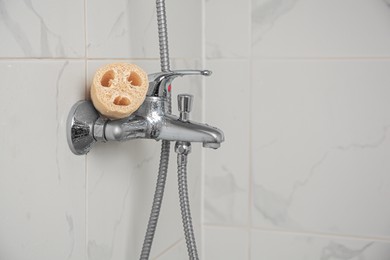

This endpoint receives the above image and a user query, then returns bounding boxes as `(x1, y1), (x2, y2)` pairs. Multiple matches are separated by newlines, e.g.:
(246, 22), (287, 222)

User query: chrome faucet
(67, 69), (225, 155)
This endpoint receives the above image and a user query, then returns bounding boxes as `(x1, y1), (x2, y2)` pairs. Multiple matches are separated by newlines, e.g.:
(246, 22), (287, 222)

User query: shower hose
(178, 151), (199, 259)
(139, 0), (199, 259)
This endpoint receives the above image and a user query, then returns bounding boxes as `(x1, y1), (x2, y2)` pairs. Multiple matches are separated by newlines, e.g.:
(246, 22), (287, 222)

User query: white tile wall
(87, 0), (202, 59)
(251, 230), (390, 260)
(252, 0), (390, 58)
(251, 60), (390, 238)
(203, 0), (390, 259)
(153, 241), (188, 260)
(0, 61), (86, 259)
(0, 0), (85, 58)
(204, 227), (249, 260)
(204, 60), (250, 226)
(2, 0), (390, 259)
(205, 0), (251, 58)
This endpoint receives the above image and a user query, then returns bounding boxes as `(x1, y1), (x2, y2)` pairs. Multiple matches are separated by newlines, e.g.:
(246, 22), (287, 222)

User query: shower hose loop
(139, 0), (200, 259)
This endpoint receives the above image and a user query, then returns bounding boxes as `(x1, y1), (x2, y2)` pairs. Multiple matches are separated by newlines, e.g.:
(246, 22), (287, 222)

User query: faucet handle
(148, 69), (212, 97)
(178, 94), (193, 122)
(171, 70), (212, 77)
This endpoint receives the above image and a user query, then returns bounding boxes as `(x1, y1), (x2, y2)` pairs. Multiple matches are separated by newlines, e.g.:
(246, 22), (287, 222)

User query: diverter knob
(178, 94), (193, 122)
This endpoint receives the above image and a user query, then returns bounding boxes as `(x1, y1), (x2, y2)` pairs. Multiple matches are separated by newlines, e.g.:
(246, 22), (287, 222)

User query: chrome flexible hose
(178, 153), (199, 260)
(139, 0), (171, 259)
(139, 140), (170, 260)
(156, 0), (170, 72)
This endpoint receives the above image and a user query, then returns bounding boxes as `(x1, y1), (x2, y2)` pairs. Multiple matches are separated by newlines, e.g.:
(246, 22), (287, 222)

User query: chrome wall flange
(66, 101), (99, 155)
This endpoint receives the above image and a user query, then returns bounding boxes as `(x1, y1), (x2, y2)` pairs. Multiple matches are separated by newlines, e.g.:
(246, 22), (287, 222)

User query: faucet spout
(158, 115), (224, 148)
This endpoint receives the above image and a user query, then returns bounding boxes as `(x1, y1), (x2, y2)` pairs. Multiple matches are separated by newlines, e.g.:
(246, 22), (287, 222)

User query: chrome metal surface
(93, 117), (107, 142)
(178, 94), (193, 122)
(140, 0), (171, 258)
(175, 141), (192, 155)
(67, 96), (224, 155)
(176, 143), (199, 260)
(156, 0), (170, 72)
(203, 142), (221, 149)
(147, 70), (212, 97)
(67, 97), (224, 155)
(67, 101), (99, 155)
(159, 114), (224, 144)
(105, 116), (148, 141)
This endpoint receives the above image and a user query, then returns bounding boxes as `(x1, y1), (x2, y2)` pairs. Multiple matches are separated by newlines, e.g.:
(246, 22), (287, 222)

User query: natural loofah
(90, 63), (148, 119)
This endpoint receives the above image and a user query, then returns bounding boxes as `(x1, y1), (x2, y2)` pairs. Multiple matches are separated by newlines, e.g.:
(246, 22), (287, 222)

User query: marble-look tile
(87, 0), (201, 59)
(204, 227), (248, 260)
(0, 0), (85, 58)
(204, 60), (250, 226)
(251, 60), (390, 238)
(87, 59), (204, 260)
(252, 0), (390, 57)
(205, 0), (251, 58)
(251, 230), (390, 260)
(153, 240), (188, 260)
(0, 61), (86, 259)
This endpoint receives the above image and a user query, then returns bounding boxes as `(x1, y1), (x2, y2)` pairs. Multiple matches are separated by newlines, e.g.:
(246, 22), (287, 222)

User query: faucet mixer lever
(148, 69), (212, 97)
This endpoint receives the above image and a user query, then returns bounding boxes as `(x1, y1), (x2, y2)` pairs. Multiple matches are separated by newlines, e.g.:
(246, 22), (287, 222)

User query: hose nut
(175, 141), (192, 155)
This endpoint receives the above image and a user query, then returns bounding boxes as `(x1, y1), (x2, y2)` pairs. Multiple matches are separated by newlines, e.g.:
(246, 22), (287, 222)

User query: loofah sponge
(90, 63), (149, 119)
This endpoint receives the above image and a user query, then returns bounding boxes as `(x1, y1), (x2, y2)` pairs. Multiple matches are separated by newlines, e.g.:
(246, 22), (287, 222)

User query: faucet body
(67, 70), (224, 155)
(96, 96), (224, 145)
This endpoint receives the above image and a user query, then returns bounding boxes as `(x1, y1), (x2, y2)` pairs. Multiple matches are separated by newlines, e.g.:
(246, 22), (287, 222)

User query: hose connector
(175, 141), (191, 155)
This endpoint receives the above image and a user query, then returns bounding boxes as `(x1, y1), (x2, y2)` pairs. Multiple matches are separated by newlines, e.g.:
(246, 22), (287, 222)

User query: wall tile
(251, 230), (390, 260)
(204, 60), (250, 226)
(252, 0), (390, 57)
(251, 60), (390, 238)
(153, 241), (188, 260)
(204, 227), (249, 260)
(0, 0), (85, 58)
(205, 0), (251, 58)
(0, 61), (86, 259)
(87, 0), (201, 59)
(87, 142), (204, 260)
(86, 59), (204, 260)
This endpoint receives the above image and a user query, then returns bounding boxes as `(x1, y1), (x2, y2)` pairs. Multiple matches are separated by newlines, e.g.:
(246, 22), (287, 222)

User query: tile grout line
(85, 155), (88, 260)
(151, 238), (184, 260)
(84, 0), (88, 259)
(0, 57), (207, 61)
(5, 56), (390, 61)
(200, 0), (206, 259)
(192, 56), (390, 61)
(248, 0), (253, 259)
(84, 0), (88, 60)
(6, 56), (390, 62)
(250, 226), (390, 243)
(204, 223), (248, 229)
(251, 56), (390, 60)
(203, 223), (390, 243)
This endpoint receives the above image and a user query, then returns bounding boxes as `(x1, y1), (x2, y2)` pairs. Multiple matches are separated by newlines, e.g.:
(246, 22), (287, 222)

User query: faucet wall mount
(67, 70), (225, 155)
